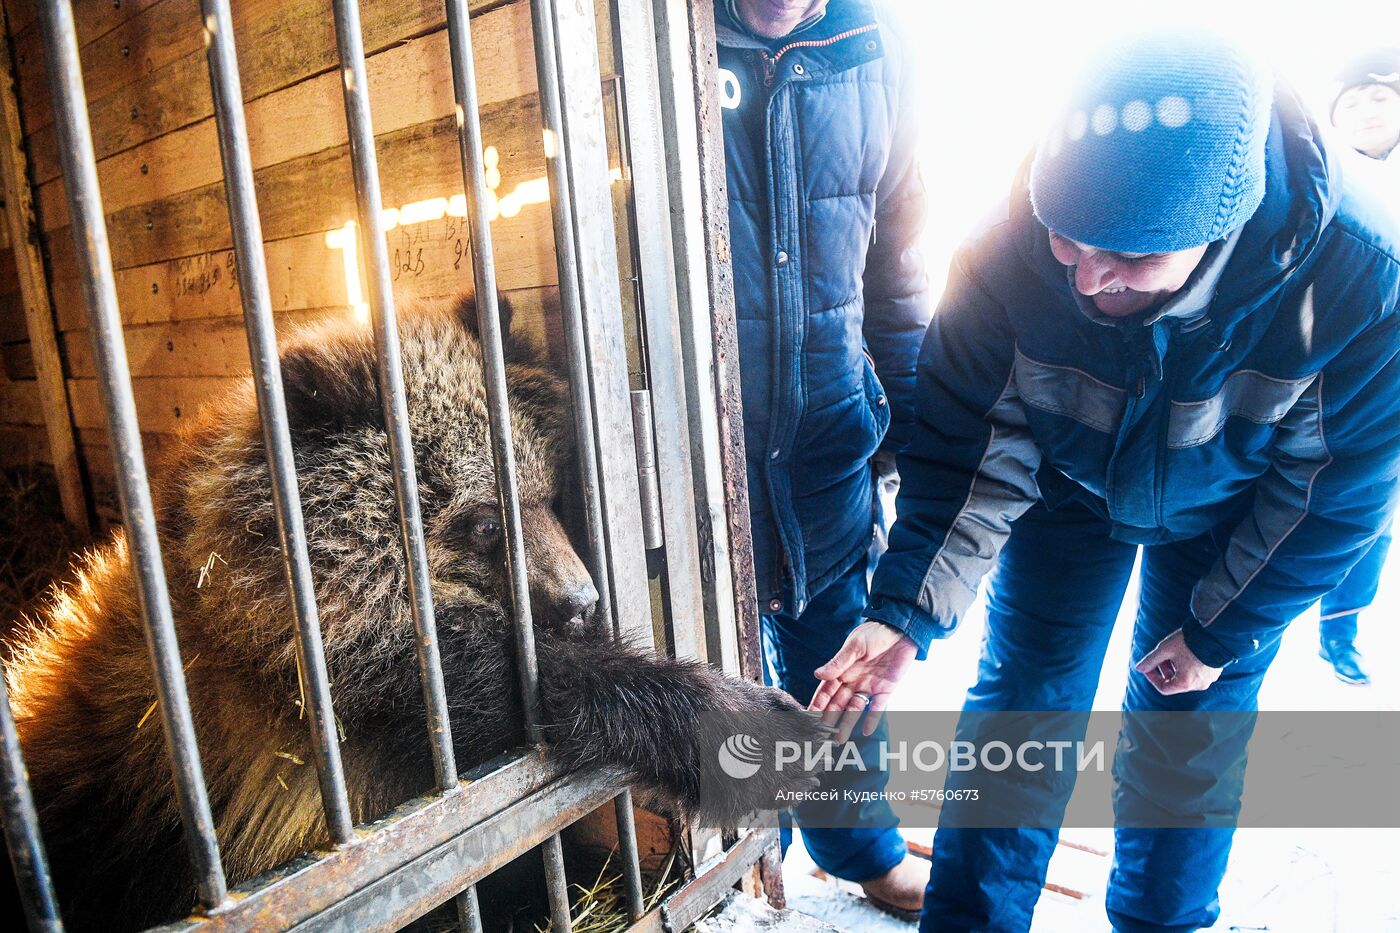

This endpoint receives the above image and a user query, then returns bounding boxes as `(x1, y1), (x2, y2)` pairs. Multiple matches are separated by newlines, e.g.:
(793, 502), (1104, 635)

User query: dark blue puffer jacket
(717, 0), (931, 613)
(866, 87), (1400, 667)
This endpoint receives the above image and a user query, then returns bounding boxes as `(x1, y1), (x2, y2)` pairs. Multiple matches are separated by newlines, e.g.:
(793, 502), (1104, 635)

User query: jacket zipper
(755, 23), (879, 88)
(772, 24), (878, 63)
(756, 50), (776, 88)
(750, 21), (878, 601)
(1152, 332), (1182, 527)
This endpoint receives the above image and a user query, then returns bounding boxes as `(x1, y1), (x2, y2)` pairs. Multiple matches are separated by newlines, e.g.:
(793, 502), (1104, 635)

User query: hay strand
(535, 843), (685, 933)
(134, 654), (201, 730)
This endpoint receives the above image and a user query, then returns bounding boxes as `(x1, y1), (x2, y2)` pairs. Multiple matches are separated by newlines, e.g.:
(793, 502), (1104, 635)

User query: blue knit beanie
(1030, 33), (1273, 255)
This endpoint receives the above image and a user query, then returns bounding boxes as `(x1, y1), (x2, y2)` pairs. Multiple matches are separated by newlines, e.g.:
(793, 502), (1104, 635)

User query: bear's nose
(560, 581), (599, 623)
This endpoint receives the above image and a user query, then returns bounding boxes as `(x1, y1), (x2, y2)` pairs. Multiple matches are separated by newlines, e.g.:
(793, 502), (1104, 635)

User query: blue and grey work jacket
(866, 87), (1400, 667)
(717, 0), (931, 614)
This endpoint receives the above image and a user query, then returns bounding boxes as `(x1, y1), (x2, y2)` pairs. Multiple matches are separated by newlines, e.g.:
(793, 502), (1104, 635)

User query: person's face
(1333, 83), (1400, 159)
(733, 0), (829, 39)
(1048, 232), (1209, 318)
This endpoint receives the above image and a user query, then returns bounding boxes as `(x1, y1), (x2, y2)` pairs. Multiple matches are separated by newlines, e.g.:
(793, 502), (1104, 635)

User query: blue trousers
(1319, 527), (1391, 642)
(761, 553), (908, 883)
(923, 502), (1288, 933)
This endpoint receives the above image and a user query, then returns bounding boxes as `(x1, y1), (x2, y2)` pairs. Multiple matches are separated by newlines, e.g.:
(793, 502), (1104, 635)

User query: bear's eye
(451, 512), (503, 551)
(471, 517), (502, 544)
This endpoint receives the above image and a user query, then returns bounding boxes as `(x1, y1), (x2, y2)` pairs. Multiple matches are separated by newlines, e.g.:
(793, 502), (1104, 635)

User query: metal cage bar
(35, 0), (230, 911)
(328, 0), (458, 794)
(5, 1), (781, 928)
(442, 1), (572, 928)
(528, 0), (614, 634)
(150, 751), (565, 932)
(531, 0), (653, 644)
(454, 884), (484, 933)
(198, 0), (356, 848)
(529, 0), (652, 920)
(0, 670), (63, 932)
(612, 0), (707, 664)
(443, 0), (540, 758)
(650, 0), (743, 676)
(611, 794), (646, 921)
(278, 769), (619, 932)
(662, 0), (763, 682)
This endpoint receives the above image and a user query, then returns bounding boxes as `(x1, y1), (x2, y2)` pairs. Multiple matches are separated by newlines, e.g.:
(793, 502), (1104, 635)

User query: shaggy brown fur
(4, 299), (820, 930)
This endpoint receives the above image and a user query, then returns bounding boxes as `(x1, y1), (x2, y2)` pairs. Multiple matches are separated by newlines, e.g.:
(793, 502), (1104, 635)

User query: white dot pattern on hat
(1121, 99), (1152, 131)
(1156, 95), (1192, 128)
(1091, 104), (1117, 135)
(1066, 110), (1088, 141)
(1044, 95), (1195, 156)
(1030, 35), (1272, 254)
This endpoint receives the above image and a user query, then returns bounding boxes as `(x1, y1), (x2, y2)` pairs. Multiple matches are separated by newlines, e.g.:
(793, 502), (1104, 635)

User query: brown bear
(3, 298), (821, 931)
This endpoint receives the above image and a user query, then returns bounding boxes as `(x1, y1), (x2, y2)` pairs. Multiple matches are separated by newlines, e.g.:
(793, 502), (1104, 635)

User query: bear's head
(159, 297), (600, 711)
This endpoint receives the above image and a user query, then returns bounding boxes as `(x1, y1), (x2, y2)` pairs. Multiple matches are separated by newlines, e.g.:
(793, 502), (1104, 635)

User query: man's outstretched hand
(809, 621), (919, 742)
(1134, 628), (1224, 695)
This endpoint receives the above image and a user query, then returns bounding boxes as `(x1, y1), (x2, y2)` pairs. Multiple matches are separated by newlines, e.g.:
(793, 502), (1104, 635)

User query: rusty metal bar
(152, 752), (565, 932)
(757, 841), (787, 910)
(284, 771), (621, 932)
(659, 827), (779, 931)
(529, 0), (614, 636)
(671, 0), (761, 681)
(453, 886), (483, 933)
(611, 793), (646, 922)
(0, 669), (63, 932)
(329, 0), (457, 793)
(443, 0), (569, 926)
(34, 0), (229, 910)
(531, 0), (653, 644)
(649, 0), (742, 675)
(146, 754), (778, 933)
(612, 0), (708, 662)
(199, 0), (355, 848)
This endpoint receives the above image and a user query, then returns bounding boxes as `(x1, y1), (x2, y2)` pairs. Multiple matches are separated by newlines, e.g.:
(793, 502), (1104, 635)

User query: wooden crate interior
(0, 0), (625, 523)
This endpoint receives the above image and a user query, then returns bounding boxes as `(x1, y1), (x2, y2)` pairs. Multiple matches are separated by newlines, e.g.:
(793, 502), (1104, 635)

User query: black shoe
(1319, 638), (1370, 685)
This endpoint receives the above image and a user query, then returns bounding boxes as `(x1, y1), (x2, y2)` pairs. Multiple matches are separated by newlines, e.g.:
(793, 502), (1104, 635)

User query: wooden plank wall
(0, 0), (622, 521)
(0, 204), (48, 468)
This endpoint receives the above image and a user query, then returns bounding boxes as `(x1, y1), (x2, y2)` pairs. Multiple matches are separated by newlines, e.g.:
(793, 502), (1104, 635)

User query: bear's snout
(522, 505), (602, 627)
(557, 581), (599, 624)
(531, 574), (599, 628)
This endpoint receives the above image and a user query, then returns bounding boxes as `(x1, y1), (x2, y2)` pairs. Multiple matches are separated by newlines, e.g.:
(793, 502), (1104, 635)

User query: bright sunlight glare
(891, 0), (1400, 300)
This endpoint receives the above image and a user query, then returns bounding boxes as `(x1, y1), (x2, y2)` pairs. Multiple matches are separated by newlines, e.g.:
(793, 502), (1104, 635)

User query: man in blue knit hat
(810, 32), (1400, 931)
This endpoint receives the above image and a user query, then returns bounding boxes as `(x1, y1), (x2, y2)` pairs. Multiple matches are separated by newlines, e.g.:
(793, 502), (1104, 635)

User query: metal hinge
(630, 389), (664, 549)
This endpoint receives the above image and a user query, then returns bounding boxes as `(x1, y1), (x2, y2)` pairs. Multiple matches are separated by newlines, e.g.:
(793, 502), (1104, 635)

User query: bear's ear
(452, 293), (515, 350)
(278, 330), (385, 437)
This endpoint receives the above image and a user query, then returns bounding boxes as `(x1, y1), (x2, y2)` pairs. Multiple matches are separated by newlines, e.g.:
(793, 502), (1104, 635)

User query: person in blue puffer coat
(716, 0), (933, 914)
(1312, 48), (1400, 685)
(809, 33), (1400, 932)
